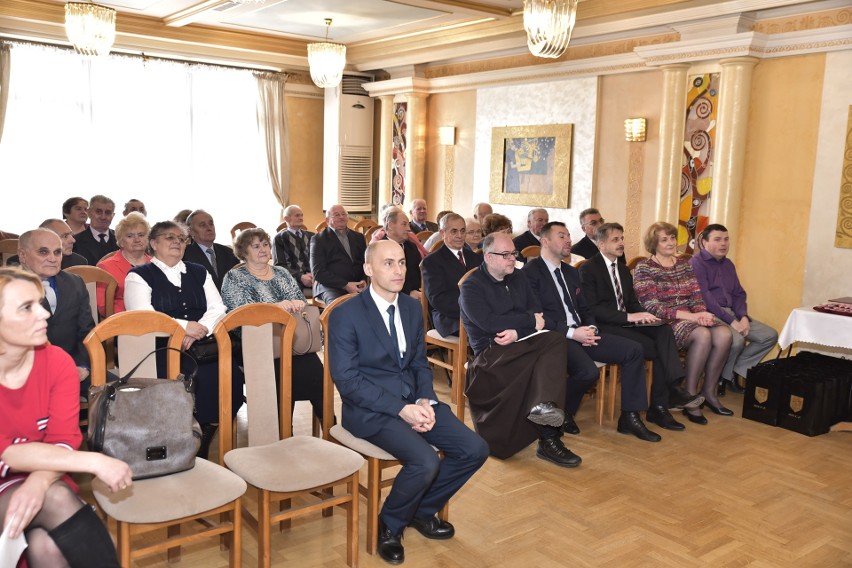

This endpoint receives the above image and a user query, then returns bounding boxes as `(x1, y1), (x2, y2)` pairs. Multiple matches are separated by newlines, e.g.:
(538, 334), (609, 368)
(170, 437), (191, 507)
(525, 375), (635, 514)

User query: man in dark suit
(408, 199), (439, 234)
(329, 240), (488, 565)
(570, 207), (603, 260)
(272, 204), (314, 296)
(182, 210), (239, 291)
(524, 221), (661, 442)
(72, 194), (119, 265)
(579, 223), (703, 431)
(513, 207), (548, 264)
(422, 213), (480, 337)
(19, 229), (95, 395)
(383, 209), (423, 299)
(309, 204), (367, 304)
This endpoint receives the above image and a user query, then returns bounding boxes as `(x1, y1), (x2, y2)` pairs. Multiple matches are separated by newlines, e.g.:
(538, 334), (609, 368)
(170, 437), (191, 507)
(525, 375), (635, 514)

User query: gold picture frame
(489, 124), (573, 208)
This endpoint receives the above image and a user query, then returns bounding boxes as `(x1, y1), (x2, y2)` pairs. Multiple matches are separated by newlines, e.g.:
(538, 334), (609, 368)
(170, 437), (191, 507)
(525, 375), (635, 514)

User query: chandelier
(523, 0), (578, 59)
(65, 2), (116, 57)
(307, 19), (346, 89)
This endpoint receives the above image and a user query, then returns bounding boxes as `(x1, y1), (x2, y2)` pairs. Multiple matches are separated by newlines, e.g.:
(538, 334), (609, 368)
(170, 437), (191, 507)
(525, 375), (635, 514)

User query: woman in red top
(97, 212), (151, 316)
(0, 267), (131, 567)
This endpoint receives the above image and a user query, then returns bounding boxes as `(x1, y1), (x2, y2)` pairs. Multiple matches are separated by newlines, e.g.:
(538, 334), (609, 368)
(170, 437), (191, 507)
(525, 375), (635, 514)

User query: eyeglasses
(582, 218), (605, 227)
(160, 234), (188, 244)
(487, 250), (518, 260)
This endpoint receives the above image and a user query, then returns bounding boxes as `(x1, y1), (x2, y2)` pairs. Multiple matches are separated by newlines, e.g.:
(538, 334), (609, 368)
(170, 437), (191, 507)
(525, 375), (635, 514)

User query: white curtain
(255, 72), (290, 211)
(0, 43), (10, 144)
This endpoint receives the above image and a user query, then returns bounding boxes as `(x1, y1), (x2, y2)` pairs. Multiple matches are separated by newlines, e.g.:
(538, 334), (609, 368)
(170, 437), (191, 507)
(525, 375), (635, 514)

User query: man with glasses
(310, 204), (367, 304)
(460, 232), (579, 468)
(182, 209), (239, 291)
(571, 207), (605, 260)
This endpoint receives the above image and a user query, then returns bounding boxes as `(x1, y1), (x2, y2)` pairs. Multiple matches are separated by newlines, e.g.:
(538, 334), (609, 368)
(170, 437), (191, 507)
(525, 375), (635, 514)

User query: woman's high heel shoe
(702, 401), (734, 416)
(682, 409), (708, 425)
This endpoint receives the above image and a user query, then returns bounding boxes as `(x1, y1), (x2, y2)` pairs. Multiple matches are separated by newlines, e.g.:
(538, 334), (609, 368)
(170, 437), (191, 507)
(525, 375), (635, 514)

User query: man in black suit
(524, 222), (661, 442)
(19, 229), (95, 395)
(384, 209), (423, 299)
(570, 207), (603, 260)
(408, 199), (439, 233)
(578, 223), (703, 431)
(421, 213), (479, 337)
(309, 204), (367, 304)
(272, 204), (314, 296)
(182, 210), (239, 291)
(6, 219), (88, 269)
(329, 240), (488, 565)
(72, 194), (119, 265)
(513, 207), (548, 263)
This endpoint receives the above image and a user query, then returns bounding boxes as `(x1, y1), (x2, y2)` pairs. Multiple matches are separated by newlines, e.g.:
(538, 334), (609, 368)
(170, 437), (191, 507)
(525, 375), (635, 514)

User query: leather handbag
(187, 331), (242, 365)
(292, 305), (322, 355)
(88, 348), (202, 480)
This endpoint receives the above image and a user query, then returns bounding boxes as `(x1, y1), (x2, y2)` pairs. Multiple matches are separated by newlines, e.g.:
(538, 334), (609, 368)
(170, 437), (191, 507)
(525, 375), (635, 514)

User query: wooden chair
(520, 245), (541, 260)
(65, 265), (118, 369)
(603, 361), (653, 421)
(315, 220), (328, 232)
(0, 238), (18, 266)
(215, 303), (363, 568)
(98, 250), (118, 264)
(429, 240), (444, 253)
(275, 221), (288, 233)
(415, 230), (433, 244)
(420, 266), (466, 408)
(453, 268), (480, 421)
(320, 294), (449, 555)
(230, 222), (257, 240)
(83, 311), (246, 567)
(626, 256), (647, 272)
(573, 258), (588, 269)
(353, 219), (378, 233)
(363, 225), (380, 243)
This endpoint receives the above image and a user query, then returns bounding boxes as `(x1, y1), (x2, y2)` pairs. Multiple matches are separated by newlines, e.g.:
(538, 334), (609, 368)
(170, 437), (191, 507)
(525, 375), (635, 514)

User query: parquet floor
(81, 369), (852, 568)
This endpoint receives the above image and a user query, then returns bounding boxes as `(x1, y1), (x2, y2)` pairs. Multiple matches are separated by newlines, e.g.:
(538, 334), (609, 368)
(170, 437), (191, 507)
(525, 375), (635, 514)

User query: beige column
(377, 95), (394, 208)
(709, 56), (759, 260)
(405, 92), (429, 203)
(655, 64), (690, 224)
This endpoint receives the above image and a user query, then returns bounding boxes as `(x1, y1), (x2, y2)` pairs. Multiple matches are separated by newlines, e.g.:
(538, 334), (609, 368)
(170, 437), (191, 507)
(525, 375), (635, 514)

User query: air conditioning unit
(322, 75), (374, 214)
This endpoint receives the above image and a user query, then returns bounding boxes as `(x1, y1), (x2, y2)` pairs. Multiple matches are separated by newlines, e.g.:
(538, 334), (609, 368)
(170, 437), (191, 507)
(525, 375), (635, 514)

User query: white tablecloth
(778, 307), (852, 350)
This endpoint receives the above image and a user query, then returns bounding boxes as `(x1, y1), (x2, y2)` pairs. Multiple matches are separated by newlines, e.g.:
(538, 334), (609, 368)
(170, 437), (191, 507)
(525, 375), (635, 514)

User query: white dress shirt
(369, 285), (406, 357)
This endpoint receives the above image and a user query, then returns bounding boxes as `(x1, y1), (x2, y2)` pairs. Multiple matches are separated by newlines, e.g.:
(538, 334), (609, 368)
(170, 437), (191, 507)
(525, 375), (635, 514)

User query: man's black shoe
(536, 437), (582, 468)
(646, 406), (685, 431)
(562, 416), (580, 435)
(378, 519), (404, 565)
(408, 516), (455, 540)
(527, 401), (565, 428)
(726, 376), (746, 394)
(669, 386), (704, 409)
(617, 411), (662, 442)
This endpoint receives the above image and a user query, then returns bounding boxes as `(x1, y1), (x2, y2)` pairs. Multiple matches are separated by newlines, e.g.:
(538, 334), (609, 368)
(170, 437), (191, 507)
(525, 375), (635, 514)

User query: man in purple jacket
(690, 224), (778, 395)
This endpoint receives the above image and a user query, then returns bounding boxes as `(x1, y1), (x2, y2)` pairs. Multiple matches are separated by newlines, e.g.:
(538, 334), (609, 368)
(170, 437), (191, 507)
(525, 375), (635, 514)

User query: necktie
(98, 233), (107, 244)
(206, 247), (218, 277)
(611, 262), (626, 312)
(457, 250), (465, 267)
(42, 279), (57, 313)
(553, 267), (581, 326)
(295, 230), (303, 240)
(387, 305), (403, 362)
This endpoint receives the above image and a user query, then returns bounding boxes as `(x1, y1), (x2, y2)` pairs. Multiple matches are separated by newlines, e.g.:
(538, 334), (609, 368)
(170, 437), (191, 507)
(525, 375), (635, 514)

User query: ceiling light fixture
(307, 18), (346, 89)
(65, 1), (116, 57)
(523, 0), (578, 59)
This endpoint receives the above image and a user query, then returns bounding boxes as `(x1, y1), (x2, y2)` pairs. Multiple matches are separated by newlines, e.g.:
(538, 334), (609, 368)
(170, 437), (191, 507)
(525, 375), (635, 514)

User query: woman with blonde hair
(97, 211), (151, 316)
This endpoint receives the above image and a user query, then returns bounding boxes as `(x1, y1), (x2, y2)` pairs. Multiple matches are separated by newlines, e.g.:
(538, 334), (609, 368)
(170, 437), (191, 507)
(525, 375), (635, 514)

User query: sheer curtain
(255, 72), (290, 211)
(0, 43), (9, 144)
(0, 43), (276, 237)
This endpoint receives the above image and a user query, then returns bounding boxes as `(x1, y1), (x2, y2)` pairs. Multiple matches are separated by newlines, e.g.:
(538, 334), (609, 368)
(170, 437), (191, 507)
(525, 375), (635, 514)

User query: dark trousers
(599, 324), (685, 408)
(364, 403), (489, 535)
(273, 353), (324, 422)
(565, 332), (647, 415)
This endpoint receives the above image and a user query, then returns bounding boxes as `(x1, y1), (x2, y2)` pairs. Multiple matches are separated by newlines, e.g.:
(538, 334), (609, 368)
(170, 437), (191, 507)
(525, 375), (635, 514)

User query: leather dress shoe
(703, 401), (734, 416)
(617, 411), (662, 442)
(527, 401), (565, 428)
(408, 516), (455, 540)
(682, 409), (708, 425)
(536, 437), (582, 468)
(562, 416), (580, 435)
(377, 520), (405, 565)
(645, 406), (685, 431)
(719, 376), (745, 395)
(669, 386), (704, 410)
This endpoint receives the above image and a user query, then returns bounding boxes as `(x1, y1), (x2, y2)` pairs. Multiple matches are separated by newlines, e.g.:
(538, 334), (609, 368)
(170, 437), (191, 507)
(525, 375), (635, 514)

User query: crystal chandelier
(523, 0), (578, 59)
(65, 2), (116, 57)
(307, 19), (346, 89)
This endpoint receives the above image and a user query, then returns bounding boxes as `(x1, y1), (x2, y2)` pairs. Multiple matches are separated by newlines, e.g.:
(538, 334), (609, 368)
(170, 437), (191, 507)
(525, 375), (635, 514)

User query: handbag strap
(118, 346), (199, 387)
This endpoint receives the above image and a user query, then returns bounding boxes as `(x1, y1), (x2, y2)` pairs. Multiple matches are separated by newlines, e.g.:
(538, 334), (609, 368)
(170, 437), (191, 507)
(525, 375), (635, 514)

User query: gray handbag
(88, 348), (202, 480)
(292, 305), (322, 355)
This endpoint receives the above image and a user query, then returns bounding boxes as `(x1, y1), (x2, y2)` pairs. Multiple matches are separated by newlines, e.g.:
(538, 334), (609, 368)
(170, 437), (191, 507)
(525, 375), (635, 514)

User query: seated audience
(472, 202), (493, 222)
(480, 213), (513, 238)
(421, 210), (454, 252)
(182, 210), (239, 291)
(272, 204), (314, 296)
(6, 219), (87, 269)
(422, 213), (480, 337)
(72, 195), (119, 265)
(96, 212), (151, 316)
(383, 209), (423, 299)
(0, 267), (131, 568)
(465, 218), (483, 250)
(571, 208), (604, 260)
(62, 197), (88, 235)
(310, 204), (367, 304)
(370, 204), (430, 257)
(690, 224), (779, 395)
(125, 221), (244, 459)
(173, 209), (192, 225)
(634, 222), (733, 425)
(122, 199), (147, 217)
(514, 208), (548, 263)
(408, 199), (439, 233)
(18, 229), (95, 396)
(221, 228), (324, 422)
(460, 232), (578, 467)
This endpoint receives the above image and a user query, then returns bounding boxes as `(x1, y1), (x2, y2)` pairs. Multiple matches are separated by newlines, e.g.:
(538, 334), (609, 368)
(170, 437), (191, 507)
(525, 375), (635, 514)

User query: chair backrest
(415, 230), (434, 244)
(353, 219), (378, 233)
(419, 263), (431, 335)
(319, 294), (357, 441)
(0, 239), (18, 266)
(520, 245), (541, 260)
(230, 222), (257, 240)
(573, 258), (588, 269)
(363, 225), (381, 243)
(456, 268), (478, 389)
(315, 220), (328, 232)
(626, 255), (647, 272)
(65, 265), (118, 322)
(83, 311), (186, 387)
(275, 221), (288, 233)
(215, 303), (296, 459)
(98, 250), (118, 264)
(429, 239), (444, 253)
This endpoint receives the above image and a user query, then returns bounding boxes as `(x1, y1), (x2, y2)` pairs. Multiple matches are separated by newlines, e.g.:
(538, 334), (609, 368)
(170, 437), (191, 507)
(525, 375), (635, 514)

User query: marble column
(655, 63), (690, 224)
(377, 95), (394, 208)
(404, 92), (429, 203)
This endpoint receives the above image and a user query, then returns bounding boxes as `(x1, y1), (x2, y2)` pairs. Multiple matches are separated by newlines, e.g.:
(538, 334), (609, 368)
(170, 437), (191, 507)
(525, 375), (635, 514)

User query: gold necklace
(247, 263), (271, 277)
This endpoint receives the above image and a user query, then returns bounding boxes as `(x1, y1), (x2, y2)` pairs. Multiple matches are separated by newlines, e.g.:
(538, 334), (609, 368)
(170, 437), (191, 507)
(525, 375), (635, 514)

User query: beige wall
(285, 95), (325, 230)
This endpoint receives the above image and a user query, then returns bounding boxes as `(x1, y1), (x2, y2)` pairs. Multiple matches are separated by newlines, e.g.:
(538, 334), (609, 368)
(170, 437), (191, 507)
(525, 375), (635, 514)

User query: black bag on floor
(742, 358), (793, 426)
(778, 374), (833, 437)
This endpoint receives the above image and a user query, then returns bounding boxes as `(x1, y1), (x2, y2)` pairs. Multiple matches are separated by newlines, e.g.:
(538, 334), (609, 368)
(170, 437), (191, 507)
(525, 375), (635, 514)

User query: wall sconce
(439, 126), (456, 146)
(624, 118), (647, 142)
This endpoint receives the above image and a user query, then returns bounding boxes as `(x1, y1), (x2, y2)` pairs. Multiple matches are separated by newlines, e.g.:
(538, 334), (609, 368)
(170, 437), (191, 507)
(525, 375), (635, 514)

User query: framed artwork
(489, 124), (572, 208)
